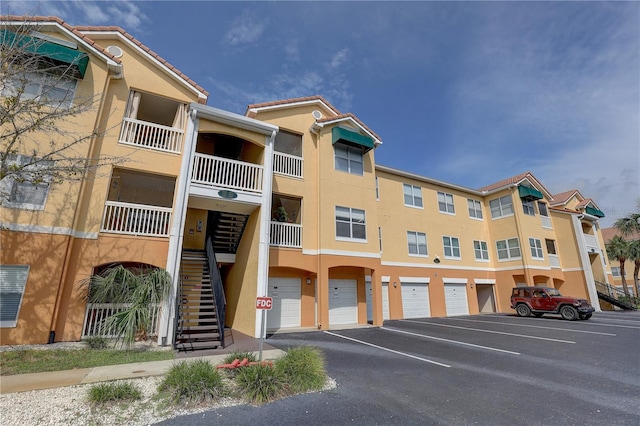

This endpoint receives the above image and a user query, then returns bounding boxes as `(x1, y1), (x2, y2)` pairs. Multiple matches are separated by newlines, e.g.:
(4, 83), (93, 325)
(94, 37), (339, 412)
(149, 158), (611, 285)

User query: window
(335, 206), (366, 240)
(0, 154), (53, 210)
(473, 240), (489, 261)
(545, 239), (557, 255)
(375, 177), (380, 200)
(496, 238), (521, 260)
(489, 195), (513, 219)
(274, 129), (302, 157)
(468, 199), (483, 219)
(403, 184), (423, 208)
(522, 200), (535, 216)
(334, 143), (363, 175)
(0, 265), (29, 327)
(529, 238), (544, 259)
(438, 192), (455, 214)
(538, 202), (549, 217)
(611, 267), (625, 277)
(378, 227), (383, 252)
(407, 231), (428, 256)
(2, 71), (78, 109)
(443, 236), (461, 259)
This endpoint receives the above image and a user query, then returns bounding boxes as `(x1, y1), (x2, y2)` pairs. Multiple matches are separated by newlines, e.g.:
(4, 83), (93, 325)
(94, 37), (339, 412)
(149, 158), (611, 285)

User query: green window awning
(518, 185), (543, 202)
(1, 30), (89, 79)
(585, 206), (605, 218)
(332, 127), (375, 152)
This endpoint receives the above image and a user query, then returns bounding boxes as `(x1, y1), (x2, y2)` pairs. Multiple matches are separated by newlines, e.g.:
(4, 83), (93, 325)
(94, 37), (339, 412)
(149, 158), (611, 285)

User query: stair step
(177, 332), (220, 340)
(175, 340), (222, 350)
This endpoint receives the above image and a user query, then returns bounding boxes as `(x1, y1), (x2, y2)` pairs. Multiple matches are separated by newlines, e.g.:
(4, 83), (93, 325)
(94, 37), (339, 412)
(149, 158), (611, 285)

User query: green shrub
(235, 363), (284, 405)
(84, 336), (110, 350)
(275, 346), (327, 393)
(158, 360), (227, 404)
(222, 349), (257, 365)
(88, 381), (142, 405)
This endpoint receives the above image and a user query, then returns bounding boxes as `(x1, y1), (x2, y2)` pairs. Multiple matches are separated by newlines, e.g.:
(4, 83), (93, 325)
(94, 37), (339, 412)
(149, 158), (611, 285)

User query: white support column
(254, 130), (277, 338)
(572, 215), (602, 311)
(158, 109), (199, 345)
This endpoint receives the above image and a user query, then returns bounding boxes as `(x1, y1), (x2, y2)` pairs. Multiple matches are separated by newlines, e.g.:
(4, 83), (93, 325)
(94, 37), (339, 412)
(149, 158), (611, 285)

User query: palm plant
(627, 240), (640, 297)
(613, 204), (640, 296)
(606, 236), (630, 295)
(83, 265), (172, 348)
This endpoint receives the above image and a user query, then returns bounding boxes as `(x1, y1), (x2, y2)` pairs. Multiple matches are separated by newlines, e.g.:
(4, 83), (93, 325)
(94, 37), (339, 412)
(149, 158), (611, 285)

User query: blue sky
(7, 0), (640, 227)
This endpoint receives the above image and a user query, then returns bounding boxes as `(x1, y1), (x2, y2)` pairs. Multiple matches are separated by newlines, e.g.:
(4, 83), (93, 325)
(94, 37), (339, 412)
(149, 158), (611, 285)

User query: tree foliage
(0, 20), (125, 204)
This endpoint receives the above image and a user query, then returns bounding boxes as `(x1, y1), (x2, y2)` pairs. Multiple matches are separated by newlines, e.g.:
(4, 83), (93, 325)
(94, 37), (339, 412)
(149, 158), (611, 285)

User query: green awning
(518, 185), (543, 201)
(332, 127), (375, 152)
(585, 206), (605, 218)
(1, 30), (89, 79)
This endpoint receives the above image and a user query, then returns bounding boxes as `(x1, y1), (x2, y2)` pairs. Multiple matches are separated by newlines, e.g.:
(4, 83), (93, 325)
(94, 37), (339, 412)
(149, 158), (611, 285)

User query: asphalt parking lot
(160, 311), (640, 425)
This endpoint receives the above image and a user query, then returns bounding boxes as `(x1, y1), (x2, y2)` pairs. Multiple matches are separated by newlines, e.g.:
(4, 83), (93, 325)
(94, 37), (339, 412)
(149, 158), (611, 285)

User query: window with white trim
(0, 265), (29, 328)
(522, 200), (536, 216)
(407, 231), (428, 256)
(489, 195), (513, 219)
(538, 202), (549, 217)
(438, 192), (455, 214)
(335, 206), (366, 240)
(403, 184), (423, 208)
(473, 240), (489, 261)
(375, 177), (380, 200)
(0, 154), (53, 210)
(611, 267), (624, 277)
(529, 238), (544, 259)
(378, 227), (383, 252)
(468, 199), (483, 219)
(2, 71), (78, 109)
(545, 239), (557, 255)
(334, 143), (363, 175)
(496, 238), (521, 260)
(443, 236), (461, 259)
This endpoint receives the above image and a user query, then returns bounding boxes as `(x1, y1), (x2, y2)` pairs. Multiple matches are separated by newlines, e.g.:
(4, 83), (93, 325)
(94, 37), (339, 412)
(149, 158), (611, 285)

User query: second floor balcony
(270, 221), (302, 248)
(191, 152), (264, 194)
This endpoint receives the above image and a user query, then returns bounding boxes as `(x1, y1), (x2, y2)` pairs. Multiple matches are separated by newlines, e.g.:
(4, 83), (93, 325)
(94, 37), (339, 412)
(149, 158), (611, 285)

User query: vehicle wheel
(579, 313), (592, 320)
(516, 304), (531, 317)
(532, 313), (544, 318)
(560, 305), (578, 321)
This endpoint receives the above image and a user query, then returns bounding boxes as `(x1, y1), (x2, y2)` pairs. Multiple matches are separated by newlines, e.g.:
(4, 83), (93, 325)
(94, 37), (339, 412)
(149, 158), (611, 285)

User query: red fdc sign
(256, 296), (273, 310)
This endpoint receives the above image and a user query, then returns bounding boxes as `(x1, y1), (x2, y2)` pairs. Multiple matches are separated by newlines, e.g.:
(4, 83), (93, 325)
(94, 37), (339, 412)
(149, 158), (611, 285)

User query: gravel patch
(0, 376), (338, 425)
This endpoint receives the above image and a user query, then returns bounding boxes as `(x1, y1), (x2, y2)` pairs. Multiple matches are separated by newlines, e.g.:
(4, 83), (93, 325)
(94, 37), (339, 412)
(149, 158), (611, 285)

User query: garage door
(401, 283), (430, 319)
(267, 278), (301, 330)
(365, 282), (390, 322)
(444, 283), (469, 316)
(329, 279), (358, 325)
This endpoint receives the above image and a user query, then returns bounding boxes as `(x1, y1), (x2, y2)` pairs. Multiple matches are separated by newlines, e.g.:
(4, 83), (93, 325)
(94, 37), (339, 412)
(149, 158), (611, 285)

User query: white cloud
(329, 48), (350, 71)
(223, 10), (267, 47)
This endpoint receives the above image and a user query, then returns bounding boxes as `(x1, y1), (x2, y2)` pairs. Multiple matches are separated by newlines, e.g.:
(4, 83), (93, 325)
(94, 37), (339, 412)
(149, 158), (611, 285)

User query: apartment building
(0, 16), (614, 349)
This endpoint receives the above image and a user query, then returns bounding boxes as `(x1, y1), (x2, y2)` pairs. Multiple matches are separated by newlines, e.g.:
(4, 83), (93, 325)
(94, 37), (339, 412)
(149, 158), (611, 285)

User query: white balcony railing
(192, 153), (263, 193)
(270, 221), (302, 248)
(583, 233), (600, 251)
(119, 117), (184, 154)
(273, 151), (303, 178)
(549, 254), (561, 268)
(101, 201), (172, 237)
(541, 216), (552, 229)
(82, 303), (160, 338)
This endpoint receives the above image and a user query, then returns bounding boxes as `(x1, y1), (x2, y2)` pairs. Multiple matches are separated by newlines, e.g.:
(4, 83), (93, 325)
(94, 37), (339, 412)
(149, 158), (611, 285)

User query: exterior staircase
(209, 212), (249, 254)
(595, 281), (638, 311)
(175, 250), (223, 351)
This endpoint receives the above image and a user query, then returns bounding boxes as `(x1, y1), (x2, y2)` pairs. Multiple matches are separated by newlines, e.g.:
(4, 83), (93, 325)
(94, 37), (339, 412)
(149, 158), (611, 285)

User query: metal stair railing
(206, 235), (226, 347)
(594, 281), (638, 310)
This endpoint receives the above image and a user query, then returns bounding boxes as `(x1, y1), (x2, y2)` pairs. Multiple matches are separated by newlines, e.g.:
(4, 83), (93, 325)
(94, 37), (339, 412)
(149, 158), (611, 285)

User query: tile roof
(550, 189), (582, 206)
(2, 15), (208, 99)
(316, 113), (382, 141)
(601, 227), (640, 242)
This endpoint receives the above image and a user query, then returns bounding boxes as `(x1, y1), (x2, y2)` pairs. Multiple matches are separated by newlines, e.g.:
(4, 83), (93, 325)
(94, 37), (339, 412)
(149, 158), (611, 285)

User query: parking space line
(588, 318), (640, 324)
(324, 331), (452, 368)
(382, 327), (520, 355)
(520, 316), (640, 330)
(402, 320), (576, 344)
(446, 318), (616, 336)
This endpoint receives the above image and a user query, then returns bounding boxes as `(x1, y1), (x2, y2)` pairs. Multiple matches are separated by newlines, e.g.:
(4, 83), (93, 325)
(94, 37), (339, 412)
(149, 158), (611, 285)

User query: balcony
(273, 151), (303, 178)
(583, 233), (600, 253)
(119, 118), (184, 154)
(549, 254), (561, 268)
(101, 201), (172, 237)
(270, 221), (302, 248)
(191, 153), (263, 194)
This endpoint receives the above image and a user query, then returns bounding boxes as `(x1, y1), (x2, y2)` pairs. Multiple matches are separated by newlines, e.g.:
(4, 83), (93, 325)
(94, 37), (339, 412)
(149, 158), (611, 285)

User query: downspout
(254, 130), (276, 338)
(48, 63), (122, 343)
(158, 108), (199, 345)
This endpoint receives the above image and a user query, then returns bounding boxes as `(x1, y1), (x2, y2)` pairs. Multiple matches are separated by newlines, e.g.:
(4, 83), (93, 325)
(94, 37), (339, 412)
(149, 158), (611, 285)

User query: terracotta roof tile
(316, 113), (381, 141)
(477, 171), (532, 192)
(550, 189), (581, 206)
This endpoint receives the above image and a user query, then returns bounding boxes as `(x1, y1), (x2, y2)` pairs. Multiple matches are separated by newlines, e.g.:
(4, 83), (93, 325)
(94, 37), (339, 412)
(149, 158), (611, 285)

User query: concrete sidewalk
(0, 349), (284, 394)
(0, 329), (283, 394)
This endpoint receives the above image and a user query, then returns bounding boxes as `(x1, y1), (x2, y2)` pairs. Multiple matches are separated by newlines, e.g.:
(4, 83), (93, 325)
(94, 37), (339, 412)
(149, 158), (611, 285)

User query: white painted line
(589, 317), (640, 324)
(382, 327), (521, 355)
(447, 318), (616, 336)
(518, 316), (640, 330)
(402, 320), (576, 344)
(323, 331), (451, 368)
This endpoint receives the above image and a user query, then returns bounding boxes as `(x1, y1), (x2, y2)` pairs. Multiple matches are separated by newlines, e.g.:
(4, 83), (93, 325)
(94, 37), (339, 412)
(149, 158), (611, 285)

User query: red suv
(510, 287), (595, 320)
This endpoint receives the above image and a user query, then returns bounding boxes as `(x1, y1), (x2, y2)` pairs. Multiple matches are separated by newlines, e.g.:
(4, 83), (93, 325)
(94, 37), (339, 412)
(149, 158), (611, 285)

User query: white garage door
(444, 283), (469, 316)
(267, 278), (301, 330)
(401, 283), (430, 319)
(329, 279), (358, 325)
(365, 282), (390, 322)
